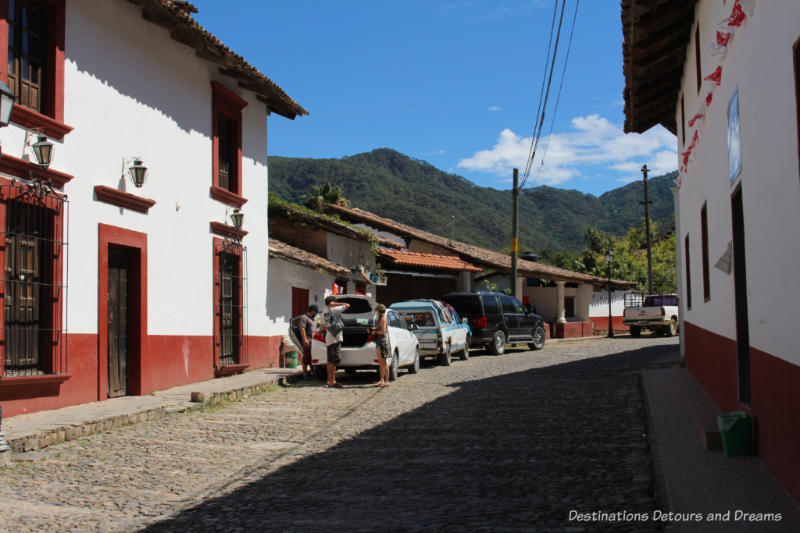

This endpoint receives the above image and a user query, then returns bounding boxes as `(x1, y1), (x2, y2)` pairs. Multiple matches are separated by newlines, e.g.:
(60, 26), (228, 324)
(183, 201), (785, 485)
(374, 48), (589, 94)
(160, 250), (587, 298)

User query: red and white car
(290, 294), (420, 381)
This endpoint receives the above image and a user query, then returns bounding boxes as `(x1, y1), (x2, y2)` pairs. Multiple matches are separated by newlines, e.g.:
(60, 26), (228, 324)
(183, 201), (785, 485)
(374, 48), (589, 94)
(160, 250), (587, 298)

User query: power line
(521, 0), (568, 188)
(530, 0), (580, 188)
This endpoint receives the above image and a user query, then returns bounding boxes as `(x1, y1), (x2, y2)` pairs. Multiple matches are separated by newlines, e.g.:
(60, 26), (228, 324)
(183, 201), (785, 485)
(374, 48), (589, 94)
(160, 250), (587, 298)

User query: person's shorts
(302, 344), (312, 365)
(375, 334), (390, 359)
(326, 342), (341, 365)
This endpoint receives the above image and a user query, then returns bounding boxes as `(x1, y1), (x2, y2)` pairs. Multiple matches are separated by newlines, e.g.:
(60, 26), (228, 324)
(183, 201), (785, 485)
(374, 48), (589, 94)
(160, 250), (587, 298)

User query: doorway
(731, 187), (751, 405)
(107, 245), (140, 398)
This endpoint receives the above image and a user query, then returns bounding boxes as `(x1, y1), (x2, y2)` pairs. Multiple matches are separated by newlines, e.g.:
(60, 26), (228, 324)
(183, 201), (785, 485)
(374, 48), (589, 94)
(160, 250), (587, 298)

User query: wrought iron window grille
(216, 239), (247, 368)
(0, 179), (69, 378)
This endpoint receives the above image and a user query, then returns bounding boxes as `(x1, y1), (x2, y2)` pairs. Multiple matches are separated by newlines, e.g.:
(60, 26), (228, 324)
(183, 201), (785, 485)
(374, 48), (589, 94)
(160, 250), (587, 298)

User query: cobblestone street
(0, 337), (678, 532)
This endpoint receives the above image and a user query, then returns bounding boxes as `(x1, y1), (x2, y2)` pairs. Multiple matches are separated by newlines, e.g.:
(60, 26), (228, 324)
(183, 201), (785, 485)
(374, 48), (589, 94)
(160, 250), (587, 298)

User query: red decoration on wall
(704, 66), (723, 85)
(716, 31), (732, 47)
(688, 113), (705, 127)
(728, 0), (746, 28)
(705, 92), (714, 107)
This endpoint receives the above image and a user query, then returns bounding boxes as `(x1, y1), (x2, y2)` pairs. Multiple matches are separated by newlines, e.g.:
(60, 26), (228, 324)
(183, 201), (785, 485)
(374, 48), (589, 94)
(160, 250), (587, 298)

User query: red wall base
(554, 320), (593, 338)
(684, 320), (800, 505)
(1, 333), (285, 418)
(589, 316), (629, 332)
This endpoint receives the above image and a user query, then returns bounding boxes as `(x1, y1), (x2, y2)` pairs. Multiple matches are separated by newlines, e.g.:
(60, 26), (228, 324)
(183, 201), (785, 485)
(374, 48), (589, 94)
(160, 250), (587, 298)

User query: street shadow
(141, 344), (678, 532)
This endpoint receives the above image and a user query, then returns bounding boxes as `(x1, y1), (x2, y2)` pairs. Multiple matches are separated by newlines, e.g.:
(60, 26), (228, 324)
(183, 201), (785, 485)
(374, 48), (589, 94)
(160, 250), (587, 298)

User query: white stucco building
(0, 0), (306, 418)
(623, 0), (800, 504)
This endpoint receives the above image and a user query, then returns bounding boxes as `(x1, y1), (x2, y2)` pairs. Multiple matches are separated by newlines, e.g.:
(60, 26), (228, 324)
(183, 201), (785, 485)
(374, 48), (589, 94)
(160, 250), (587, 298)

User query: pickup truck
(623, 294), (680, 337)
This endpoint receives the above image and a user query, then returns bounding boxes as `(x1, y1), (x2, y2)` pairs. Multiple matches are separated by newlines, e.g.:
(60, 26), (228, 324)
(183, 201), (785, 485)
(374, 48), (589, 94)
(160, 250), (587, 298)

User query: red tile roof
(269, 238), (350, 277)
(378, 248), (481, 273)
(129, 0), (307, 119)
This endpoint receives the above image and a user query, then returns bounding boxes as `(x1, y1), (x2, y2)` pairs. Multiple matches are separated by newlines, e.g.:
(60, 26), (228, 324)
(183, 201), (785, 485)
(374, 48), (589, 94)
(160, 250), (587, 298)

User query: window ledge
(94, 185), (156, 213)
(210, 221), (248, 240)
(0, 153), (74, 188)
(11, 106), (74, 140)
(215, 364), (248, 377)
(210, 186), (247, 208)
(0, 373), (71, 388)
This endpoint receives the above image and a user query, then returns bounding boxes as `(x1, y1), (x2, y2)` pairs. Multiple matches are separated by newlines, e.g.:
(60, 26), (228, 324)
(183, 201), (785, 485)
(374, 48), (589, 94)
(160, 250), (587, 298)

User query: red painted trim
(212, 238), (245, 370)
(589, 316), (629, 331)
(0, 176), (66, 379)
(684, 321), (742, 413)
(210, 81), (249, 111)
(210, 221), (248, 240)
(0, 373), (70, 388)
(554, 320), (594, 338)
(94, 185), (156, 213)
(211, 82), (245, 200)
(750, 346), (800, 505)
(98, 224), (148, 401)
(9, 106), (73, 140)
(209, 185), (248, 208)
(0, 0), (67, 134)
(0, 153), (73, 188)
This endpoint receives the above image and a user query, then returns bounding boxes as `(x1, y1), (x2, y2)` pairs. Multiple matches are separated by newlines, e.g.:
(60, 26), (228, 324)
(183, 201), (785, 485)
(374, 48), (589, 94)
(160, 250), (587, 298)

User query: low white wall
(266, 258), (334, 337)
(589, 290), (627, 317)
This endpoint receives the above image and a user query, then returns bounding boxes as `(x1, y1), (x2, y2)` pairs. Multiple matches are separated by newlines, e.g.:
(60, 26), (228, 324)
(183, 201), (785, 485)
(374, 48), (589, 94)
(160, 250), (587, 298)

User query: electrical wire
(522, 0), (568, 188)
(530, 0), (580, 188)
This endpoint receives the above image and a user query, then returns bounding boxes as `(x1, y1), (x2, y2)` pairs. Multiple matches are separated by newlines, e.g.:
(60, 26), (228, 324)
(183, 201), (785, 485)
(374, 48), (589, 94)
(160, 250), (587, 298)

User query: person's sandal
(327, 383), (343, 388)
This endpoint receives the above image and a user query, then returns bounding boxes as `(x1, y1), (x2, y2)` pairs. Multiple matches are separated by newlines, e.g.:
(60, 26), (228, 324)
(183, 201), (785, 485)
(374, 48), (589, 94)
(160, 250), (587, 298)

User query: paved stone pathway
(0, 336), (678, 532)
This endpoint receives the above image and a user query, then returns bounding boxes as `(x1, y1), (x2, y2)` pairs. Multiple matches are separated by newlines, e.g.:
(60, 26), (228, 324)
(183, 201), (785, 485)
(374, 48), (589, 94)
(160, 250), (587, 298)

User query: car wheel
(630, 326), (641, 338)
(439, 343), (452, 366)
(529, 326), (545, 351)
(460, 337), (470, 361)
(314, 365), (327, 381)
(667, 318), (678, 337)
(408, 346), (420, 374)
(388, 352), (399, 381)
(488, 330), (506, 355)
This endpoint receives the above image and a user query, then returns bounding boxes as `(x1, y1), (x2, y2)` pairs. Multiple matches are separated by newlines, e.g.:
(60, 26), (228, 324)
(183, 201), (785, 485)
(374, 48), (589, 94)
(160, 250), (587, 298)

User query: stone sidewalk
(1, 367), (300, 454)
(642, 354), (800, 531)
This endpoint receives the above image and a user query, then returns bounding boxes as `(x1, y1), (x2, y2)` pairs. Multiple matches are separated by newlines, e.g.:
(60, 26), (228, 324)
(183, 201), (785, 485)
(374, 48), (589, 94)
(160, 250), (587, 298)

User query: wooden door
(108, 247), (129, 397)
(291, 287), (309, 318)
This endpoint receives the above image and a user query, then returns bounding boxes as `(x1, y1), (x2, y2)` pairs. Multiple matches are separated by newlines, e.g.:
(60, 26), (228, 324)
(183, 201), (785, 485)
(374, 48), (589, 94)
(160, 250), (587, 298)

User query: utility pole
(510, 168), (519, 298)
(641, 164), (654, 294)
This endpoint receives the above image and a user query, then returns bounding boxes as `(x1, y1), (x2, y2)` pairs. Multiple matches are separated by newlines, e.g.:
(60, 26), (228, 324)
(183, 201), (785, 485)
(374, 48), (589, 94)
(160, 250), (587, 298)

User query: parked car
(623, 293), (680, 337)
(441, 291), (546, 355)
(390, 299), (470, 365)
(289, 294), (420, 381)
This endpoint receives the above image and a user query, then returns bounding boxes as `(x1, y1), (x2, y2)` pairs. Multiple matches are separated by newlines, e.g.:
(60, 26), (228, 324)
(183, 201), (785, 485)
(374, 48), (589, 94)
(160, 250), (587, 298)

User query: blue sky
(192, 0), (677, 196)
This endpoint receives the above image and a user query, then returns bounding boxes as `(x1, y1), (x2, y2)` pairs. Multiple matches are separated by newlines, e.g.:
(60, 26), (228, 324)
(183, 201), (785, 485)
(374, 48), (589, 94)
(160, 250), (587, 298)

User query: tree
(301, 182), (349, 211)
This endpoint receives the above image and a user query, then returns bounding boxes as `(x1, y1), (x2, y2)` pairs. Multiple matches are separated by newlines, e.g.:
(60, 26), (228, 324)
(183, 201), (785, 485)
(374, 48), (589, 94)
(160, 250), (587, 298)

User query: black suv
(441, 292), (546, 355)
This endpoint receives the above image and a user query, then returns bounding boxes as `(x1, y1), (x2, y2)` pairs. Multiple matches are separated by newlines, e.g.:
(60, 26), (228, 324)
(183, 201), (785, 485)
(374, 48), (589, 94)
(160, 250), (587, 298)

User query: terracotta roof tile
(325, 204), (637, 287)
(378, 248), (481, 272)
(130, 0), (308, 119)
(268, 238), (349, 277)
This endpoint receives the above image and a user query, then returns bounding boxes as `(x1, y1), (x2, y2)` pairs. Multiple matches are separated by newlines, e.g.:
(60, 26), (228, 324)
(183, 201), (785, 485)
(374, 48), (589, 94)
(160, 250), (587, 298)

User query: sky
(191, 0), (677, 196)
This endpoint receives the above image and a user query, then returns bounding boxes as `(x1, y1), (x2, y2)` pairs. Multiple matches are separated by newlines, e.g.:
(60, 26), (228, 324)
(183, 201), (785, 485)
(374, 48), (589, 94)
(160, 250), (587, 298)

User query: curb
(4, 377), (285, 455)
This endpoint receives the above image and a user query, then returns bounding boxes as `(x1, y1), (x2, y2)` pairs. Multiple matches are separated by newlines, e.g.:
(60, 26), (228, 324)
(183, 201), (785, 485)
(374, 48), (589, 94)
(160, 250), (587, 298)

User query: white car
(290, 294), (420, 381)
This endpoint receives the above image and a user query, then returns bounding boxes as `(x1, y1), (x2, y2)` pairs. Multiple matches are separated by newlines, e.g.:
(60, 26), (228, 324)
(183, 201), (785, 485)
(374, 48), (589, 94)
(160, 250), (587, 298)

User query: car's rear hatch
(334, 295), (377, 348)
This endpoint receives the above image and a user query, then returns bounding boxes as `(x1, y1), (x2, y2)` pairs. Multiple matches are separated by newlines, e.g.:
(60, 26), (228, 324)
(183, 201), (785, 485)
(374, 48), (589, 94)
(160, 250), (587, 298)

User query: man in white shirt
(322, 296), (349, 388)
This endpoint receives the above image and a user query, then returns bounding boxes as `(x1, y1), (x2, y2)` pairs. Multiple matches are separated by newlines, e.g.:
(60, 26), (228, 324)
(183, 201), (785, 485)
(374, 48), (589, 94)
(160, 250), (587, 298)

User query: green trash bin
(284, 351), (298, 369)
(717, 411), (752, 456)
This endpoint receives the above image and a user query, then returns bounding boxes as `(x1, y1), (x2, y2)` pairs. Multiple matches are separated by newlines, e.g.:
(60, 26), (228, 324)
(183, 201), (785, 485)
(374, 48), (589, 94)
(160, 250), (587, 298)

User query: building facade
(623, 0), (800, 503)
(0, 0), (305, 417)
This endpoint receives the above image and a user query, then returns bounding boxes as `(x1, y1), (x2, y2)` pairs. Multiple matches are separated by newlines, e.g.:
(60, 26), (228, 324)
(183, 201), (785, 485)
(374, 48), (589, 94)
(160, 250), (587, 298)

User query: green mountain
(268, 148), (676, 254)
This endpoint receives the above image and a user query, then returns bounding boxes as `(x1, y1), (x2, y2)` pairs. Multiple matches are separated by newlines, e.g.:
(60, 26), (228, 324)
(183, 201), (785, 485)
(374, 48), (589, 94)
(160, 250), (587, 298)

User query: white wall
(327, 233), (374, 272)
(265, 259), (333, 337)
(0, 0), (272, 337)
(589, 290), (627, 318)
(675, 1), (800, 365)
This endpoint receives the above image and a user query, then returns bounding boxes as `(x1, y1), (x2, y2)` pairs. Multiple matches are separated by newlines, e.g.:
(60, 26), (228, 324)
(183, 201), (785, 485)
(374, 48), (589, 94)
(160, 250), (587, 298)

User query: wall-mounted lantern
(230, 208), (243, 229)
(32, 135), (53, 168)
(128, 158), (148, 188)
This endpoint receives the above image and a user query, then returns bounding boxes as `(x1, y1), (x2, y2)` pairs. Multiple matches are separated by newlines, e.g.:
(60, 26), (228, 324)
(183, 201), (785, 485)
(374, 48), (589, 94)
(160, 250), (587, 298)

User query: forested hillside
(268, 148), (675, 254)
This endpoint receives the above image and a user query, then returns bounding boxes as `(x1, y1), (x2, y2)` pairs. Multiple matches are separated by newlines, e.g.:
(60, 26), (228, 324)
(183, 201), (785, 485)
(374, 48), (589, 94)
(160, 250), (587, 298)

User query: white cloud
(487, 105), (501, 112)
(457, 114), (677, 186)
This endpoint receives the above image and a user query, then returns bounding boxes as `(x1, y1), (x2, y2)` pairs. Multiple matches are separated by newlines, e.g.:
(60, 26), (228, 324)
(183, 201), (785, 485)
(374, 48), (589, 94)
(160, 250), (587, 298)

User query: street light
(605, 248), (615, 338)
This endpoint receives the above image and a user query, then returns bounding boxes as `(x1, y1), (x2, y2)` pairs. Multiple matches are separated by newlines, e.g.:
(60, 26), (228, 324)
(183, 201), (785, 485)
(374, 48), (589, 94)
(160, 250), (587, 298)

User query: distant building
(623, 0), (800, 503)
